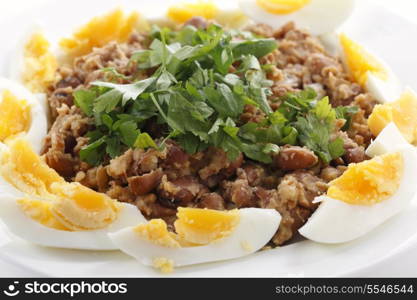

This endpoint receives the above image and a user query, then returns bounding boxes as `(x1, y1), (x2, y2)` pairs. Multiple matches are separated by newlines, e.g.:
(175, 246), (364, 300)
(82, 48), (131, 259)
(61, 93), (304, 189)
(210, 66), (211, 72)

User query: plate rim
(0, 0), (417, 277)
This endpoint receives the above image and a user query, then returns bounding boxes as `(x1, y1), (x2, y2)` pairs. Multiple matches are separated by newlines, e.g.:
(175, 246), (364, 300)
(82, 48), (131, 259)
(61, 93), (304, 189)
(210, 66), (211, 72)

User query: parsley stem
(284, 101), (302, 111)
(158, 130), (179, 149)
(150, 93), (169, 123)
(160, 29), (168, 68)
(209, 69), (214, 87)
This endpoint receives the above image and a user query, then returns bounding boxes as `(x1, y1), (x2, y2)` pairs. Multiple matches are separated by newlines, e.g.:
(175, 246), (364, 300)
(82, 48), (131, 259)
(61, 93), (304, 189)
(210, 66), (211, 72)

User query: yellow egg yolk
(134, 207), (240, 248)
(0, 137), (64, 196)
(0, 137), (119, 230)
(167, 1), (218, 23)
(51, 182), (110, 211)
(17, 198), (70, 231)
(256, 0), (311, 14)
(215, 10), (248, 29)
(327, 152), (403, 205)
(152, 257), (175, 274)
(23, 32), (57, 93)
(339, 33), (388, 87)
(174, 207), (240, 245)
(47, 180), (119, 231)
(60, 9), (140, 58)
(0, 90), (31, 142)
(368, 89), (417, 144)
(134, 219), (181, 248)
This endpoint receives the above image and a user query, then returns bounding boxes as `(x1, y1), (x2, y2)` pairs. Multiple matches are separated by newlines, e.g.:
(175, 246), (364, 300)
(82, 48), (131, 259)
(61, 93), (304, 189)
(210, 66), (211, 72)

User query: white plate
(1, 0), (417, 277)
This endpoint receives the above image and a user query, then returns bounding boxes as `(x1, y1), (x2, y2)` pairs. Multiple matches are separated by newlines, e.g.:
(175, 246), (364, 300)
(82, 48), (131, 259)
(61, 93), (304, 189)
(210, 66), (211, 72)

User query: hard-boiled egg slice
(339, 33), (402, 103)
(366, 123), (409, 158)
(239, 0), (356, 35)
(167, 0), (219, 23)
(0, 78), (47, 154)
(0, 143), (20, 196)
(0, 137), (146, 250)
(0, 194), (143, 250)
(299, 146), (417, 243)
(368, 87), (417, 144)
(9, 26), (58, 94)
(59, 8), (141, 59)
(318, 32), (342, 57)
(164, 1), (249, 29)
(109, 207), (281, 272)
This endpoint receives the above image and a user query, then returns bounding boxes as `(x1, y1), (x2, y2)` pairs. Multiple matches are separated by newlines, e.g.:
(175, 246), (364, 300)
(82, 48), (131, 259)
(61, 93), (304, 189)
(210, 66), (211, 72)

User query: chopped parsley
(74, 23), (356, 166)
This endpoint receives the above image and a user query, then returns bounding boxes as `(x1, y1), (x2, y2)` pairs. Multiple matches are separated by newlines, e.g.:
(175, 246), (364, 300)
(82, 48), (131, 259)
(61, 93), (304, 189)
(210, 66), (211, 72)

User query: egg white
(0, 78), (48, 154)
(0, 193), (146, 250)
(299, 146), (417, 244)
(239, 0), (356, 35)
(0, 143), (18, 196)
(366, 122), (410, 158)
(109, 208), (281, 267)
(0, 141), (147, 250)
(365, 68), (402, 104)
(333, 34), (402, 104)
(318, 32), (342, 57)
(8, 23), (58, 84)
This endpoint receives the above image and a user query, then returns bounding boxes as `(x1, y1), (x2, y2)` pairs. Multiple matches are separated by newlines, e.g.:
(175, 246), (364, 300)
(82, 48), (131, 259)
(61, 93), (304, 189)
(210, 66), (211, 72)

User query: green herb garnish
(74, 23), (354, 166)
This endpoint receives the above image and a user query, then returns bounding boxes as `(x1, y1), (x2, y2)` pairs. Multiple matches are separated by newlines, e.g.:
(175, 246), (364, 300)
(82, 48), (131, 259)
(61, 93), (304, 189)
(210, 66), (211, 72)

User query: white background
(0, 0), (416, 25)
(0, 0), (417, 277)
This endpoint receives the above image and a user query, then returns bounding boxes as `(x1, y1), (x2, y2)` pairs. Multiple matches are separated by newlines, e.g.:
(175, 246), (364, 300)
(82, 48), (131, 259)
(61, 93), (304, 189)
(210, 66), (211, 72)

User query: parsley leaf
(93, 89), (123, 114)
(92, 77), (156, 106)
(73, 89), (95, 117)
(335, 105), (359, 130)
(295, 114), (333, 163)
(100, 67), (130, 81)
(241, 143), (274, 164)
(76, 23), (350, 166)
(105, 136), (121, 159)
(328, 137), (345, 159)
(294, 97), (345, 164)
(79, 137), (106, 166)
(118, 120), (139, 147)
(166, 92), (210, 141)
(312, 96), (336, 124)
(232, 39), (278, 58)
(134, 132), (158, 149)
